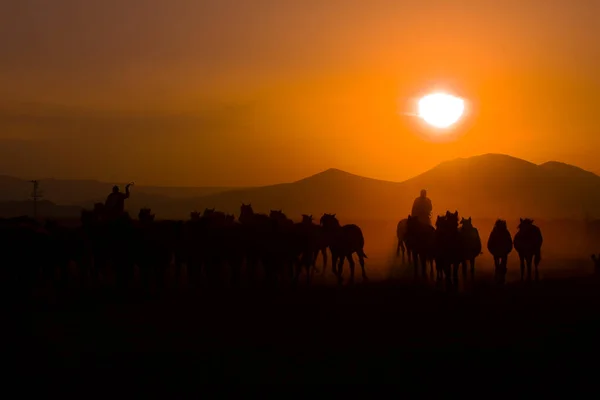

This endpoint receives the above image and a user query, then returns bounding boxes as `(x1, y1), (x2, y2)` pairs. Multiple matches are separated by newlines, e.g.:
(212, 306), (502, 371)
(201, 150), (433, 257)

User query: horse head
(518, 218), (535, 230)
(435, 215), (445, 229)
(138, 207), (155, 222)
(203, 208), (216, 217)
(269, 209), (287, 220)
(444, 210), (459, 228)
(494, 219), (508, 232)
(319, 213), (339, 228)
(460, 217), (473, 228)
(301, 214), (313, 224)
(240, 203), (254, 218)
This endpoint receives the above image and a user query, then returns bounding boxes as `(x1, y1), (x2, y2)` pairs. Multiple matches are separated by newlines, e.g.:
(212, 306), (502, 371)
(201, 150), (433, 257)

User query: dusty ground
(2, 218), (599, 390)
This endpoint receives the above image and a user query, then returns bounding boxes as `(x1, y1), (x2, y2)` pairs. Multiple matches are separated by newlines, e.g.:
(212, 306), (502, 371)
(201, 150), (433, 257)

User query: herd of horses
(0, 202), (369, 291)
(396, 212), (544, 281)
(0, 201), (547, 292)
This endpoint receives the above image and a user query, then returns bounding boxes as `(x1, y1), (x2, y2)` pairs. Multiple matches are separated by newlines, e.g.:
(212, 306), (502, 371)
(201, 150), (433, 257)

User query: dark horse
(319, 213), (367, 284)
(487, 219), (513, 272)
(434, 211), (462, 281)
(405, 215), (435, 276)
(300, 214), (329, 274)
(513, 218), (543, 280)
(459, 217), (482, 277)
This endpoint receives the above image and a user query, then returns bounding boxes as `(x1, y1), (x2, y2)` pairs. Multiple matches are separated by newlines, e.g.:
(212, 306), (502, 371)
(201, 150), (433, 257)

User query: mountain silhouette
(1, 153), (599, 220)
(158, 153), (600, 220)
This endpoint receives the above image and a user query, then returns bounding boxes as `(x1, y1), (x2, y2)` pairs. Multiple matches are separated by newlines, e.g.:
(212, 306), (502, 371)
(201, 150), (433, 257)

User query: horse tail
(358, 248), (368, 259)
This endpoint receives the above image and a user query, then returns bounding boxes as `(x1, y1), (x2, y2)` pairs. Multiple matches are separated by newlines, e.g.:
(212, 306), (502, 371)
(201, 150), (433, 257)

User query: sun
(417, 93), (465, 129)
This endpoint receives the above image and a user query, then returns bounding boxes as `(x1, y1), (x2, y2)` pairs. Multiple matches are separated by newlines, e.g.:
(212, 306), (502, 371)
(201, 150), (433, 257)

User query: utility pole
(29, 180), (43, 219)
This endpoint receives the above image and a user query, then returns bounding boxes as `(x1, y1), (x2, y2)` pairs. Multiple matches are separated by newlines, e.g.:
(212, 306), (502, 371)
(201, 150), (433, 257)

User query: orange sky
(0, 0), (599, 186)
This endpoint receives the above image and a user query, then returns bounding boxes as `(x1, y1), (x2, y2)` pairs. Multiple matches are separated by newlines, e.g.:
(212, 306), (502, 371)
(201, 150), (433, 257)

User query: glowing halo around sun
(417, 93), (465, 129)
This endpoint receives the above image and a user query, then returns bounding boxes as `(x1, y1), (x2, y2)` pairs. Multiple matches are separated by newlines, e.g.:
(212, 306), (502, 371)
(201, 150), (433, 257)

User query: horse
(239, 203), (275, 285)
(513, 218), (543, 280)
(434, 211), (462, 281)
(487, 219), (513, 272)
(319, 213), (367, 284)
(405, 215), (435, 277)
(301, 214), (329, 273)
(459, 217), (482, 277)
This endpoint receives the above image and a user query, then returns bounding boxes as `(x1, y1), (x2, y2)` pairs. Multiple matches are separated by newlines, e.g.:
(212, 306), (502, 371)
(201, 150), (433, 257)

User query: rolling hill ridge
(1, 153), (599, 220)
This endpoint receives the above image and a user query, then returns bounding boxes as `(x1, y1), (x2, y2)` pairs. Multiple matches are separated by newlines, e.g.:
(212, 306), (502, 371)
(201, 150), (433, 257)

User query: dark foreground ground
(3, 269), (600, 391)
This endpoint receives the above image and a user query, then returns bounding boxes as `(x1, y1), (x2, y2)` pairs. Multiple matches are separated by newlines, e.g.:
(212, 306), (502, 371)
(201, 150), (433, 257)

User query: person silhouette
(411, 189), (433, 226)
(104, 183), (133, 220)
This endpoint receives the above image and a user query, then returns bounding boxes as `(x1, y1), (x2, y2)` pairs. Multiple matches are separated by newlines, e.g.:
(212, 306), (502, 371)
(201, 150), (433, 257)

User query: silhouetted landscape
(4, 153), (600, 389)
(3, 0), (600, 392)
(4, 153), (600, 220)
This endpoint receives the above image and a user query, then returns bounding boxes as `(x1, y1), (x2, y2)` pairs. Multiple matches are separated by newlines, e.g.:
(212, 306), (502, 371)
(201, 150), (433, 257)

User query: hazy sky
(1, 0), (599, 186)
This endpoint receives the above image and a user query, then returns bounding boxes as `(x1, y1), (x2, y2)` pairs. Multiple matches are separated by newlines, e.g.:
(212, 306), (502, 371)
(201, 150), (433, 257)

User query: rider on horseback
(411, 189), (433, 226)
(104, 183), (133, 221)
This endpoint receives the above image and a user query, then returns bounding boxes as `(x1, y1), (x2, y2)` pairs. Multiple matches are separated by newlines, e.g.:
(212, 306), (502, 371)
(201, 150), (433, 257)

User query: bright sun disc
(418, 93), (465, 128)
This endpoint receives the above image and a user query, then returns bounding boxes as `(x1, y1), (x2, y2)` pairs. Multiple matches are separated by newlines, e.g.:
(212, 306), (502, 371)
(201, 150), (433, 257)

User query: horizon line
(0, 152), (594, 189)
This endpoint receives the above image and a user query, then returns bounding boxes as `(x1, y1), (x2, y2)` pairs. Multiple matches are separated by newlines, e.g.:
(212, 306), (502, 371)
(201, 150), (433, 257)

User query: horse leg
(520, 255), (525, 280)
(526, 255), (533, 280)
(400, 241), (406, 261)
(429, 256), (434, 275)
(420, 253), (427, 276)
(470, 257), (476, 277)
(396, 240), (401, 257)
(331, 252), (338, 276)
(305, 255), (312, 286)
(412, 250), (419, 270)
(321, 248), (328, 274)
(444, 261), (452, 282)
(299, 252), (311, 286)
(337, 256), (345, 284)
(358, 253), (367, 281)
(293, 256), (302, 287)
(348, 255), (355, 284)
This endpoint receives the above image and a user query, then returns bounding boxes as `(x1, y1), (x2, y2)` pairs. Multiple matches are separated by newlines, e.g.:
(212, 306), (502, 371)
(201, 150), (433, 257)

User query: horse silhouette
(513, 218), (543, 280)
(300, 214), (329, 275)
(459, 217), (482, 277)
(239, 203), (275, 284)
(319, 213), (367, 284)
(405, 214), (435, 276)
(434, 211), (462, 281)
(487, 219), (513, 272)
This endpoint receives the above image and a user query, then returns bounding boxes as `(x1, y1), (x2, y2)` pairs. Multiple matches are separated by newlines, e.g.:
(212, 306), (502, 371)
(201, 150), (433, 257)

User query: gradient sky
(1, 0), (599, 186)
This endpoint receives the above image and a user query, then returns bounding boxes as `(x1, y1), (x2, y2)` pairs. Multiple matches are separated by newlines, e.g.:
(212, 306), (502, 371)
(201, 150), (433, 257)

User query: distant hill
(150, 154), (600, 221)
(0, 175), (236, 205)
(155, 168), (404, 220)
(0, 200), (81, 219)
(398, 153), (600, 220)
(2, 153), (600, 221)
